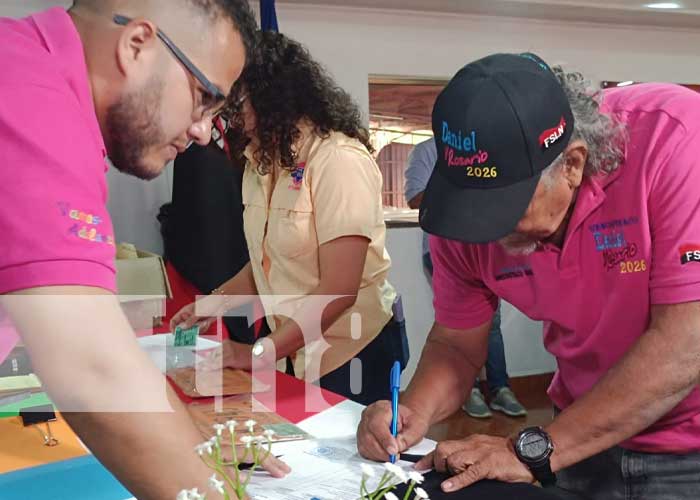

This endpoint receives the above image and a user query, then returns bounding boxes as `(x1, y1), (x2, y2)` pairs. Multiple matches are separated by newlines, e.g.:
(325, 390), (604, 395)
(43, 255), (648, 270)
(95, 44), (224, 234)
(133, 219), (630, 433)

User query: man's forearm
(3, 291), (235, 499)
(548, 307), (700, 472)
(53, 353), (230, 499)
(63, 386), (224, 500)
(402, 336), (482, 424)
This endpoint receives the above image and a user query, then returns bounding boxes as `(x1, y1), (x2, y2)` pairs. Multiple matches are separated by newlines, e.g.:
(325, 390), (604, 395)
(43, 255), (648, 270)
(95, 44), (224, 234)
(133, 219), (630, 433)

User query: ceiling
(5, 0), (700, 29)
(369, 82), (445, 133)
(279, 0), (700, 29)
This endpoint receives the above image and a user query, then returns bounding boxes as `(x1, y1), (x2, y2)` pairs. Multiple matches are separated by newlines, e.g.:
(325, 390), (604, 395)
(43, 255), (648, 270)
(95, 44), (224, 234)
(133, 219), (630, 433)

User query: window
(369, 77), (446, 210)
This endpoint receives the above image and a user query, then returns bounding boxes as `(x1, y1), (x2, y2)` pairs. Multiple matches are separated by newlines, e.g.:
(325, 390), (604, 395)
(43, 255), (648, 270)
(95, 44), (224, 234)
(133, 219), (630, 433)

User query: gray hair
(543, 67), (627, 179)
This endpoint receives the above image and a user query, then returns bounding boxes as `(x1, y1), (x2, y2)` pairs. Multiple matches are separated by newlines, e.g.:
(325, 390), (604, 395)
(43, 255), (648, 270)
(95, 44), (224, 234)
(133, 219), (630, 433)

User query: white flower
(194, 442), (211, 456)
(240, 435), (254, 448)
(384, 493), (399, 500)
(254, 435), (266, 444)
(383, 462), (408, 483)
(226, 420), (237, 433)
(360, 463), (375, 478)
(414, 486), (429, 499)
(408, 470), (425, 484)
(209, 474), (225, 494)
(213, 423), (226, 437)
(193, 488), (206, 500)
(263, 429), (276, 439)
(245, 419), (257, 432)
(179, 488), (204, 500)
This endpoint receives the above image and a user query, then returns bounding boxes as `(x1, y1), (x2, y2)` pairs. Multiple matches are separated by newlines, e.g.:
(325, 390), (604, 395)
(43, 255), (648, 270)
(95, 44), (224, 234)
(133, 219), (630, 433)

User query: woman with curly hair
(172, 31), (407, 405)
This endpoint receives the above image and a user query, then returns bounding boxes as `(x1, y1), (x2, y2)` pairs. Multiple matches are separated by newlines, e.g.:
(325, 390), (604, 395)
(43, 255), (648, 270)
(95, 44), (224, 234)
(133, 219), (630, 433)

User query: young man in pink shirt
(358, 53), (700, 499)
(0, 1), (288, 498)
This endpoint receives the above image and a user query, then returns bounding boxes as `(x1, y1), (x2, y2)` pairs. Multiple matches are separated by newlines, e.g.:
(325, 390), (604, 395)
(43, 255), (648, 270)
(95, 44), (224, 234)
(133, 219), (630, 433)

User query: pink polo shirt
(0, 8), (116, 360)
(431, 83), (700, 453)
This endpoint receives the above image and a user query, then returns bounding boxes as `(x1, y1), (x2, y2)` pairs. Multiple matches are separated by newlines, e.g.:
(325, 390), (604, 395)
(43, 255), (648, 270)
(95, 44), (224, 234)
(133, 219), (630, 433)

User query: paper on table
(404, 437), (437, 456)
(248, 437), (416, 500)
(136, 334), (219, 373)
(0, 374), (42, 395)
(292, 398), (437, 456)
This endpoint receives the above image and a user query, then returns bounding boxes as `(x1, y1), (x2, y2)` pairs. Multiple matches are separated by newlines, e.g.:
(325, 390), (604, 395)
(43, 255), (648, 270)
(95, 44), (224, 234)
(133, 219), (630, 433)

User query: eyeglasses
(113, 14), (227, 120)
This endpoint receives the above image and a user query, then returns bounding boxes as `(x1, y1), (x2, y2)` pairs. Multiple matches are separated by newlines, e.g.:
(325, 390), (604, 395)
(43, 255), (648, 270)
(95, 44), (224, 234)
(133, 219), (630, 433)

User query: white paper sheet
(288, 399), (437, 456)
(137, 334), (220, 373)
(248, 437), (418, 500)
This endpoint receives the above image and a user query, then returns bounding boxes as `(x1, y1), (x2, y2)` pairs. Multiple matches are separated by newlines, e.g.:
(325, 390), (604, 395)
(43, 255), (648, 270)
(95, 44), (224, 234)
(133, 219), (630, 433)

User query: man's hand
(233, 446), (291, 478)
(415, 435), (533, 493)
(357, 400), (430, 462)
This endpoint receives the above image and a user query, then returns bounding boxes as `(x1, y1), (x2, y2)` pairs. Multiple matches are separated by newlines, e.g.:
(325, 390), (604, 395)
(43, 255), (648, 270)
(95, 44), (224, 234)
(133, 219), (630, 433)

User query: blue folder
(0, 455), (133, 500)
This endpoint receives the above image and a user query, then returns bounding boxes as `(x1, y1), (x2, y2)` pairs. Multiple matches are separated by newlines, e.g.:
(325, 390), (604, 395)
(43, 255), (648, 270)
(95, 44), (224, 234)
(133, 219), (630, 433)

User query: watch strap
(530, 459), (557, 487)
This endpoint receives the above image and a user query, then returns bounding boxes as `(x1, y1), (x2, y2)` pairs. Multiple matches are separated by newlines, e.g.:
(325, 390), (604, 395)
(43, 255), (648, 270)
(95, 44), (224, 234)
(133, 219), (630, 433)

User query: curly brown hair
(224, 31), (374, 174)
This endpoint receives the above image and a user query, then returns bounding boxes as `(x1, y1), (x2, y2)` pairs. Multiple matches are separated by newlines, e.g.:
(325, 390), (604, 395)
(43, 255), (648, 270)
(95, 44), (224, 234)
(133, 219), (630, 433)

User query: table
(0, 339), (576, 500)
(0, 371), (351, 500)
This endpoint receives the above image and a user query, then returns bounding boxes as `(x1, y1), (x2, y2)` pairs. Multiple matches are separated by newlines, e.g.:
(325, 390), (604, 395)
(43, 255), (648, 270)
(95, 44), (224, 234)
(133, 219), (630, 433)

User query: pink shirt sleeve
(648, 129), (700, 305)
(0, 85), (116, 294)
(430, 235), (498, 329)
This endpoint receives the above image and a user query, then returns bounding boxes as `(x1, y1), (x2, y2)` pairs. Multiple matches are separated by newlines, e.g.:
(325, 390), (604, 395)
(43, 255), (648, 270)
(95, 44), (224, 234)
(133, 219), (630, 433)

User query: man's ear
(563, 139), (587, 189)
(115, 19), (159, 77)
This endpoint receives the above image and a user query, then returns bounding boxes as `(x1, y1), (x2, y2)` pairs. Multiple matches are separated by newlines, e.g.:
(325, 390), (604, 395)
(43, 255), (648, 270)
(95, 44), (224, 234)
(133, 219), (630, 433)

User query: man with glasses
(0, 1), (289, 498)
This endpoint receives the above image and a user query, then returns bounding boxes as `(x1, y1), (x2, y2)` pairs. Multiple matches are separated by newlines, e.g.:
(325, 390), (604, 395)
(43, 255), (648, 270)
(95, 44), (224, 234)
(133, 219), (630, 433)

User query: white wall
(385, 227), (557, 388)
(106, 164), (173, 255)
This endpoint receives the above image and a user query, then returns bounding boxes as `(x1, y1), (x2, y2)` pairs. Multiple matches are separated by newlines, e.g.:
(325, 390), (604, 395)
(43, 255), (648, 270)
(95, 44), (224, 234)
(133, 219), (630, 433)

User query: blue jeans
(423, 252), (509, 395)
(477, 303), (509, 394)
(556, 444), (700, 500)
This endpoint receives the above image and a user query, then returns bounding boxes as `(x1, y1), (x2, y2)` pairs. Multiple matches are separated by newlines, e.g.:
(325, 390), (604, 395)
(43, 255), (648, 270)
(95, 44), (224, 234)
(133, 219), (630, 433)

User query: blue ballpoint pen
(389, 360), (401, 464)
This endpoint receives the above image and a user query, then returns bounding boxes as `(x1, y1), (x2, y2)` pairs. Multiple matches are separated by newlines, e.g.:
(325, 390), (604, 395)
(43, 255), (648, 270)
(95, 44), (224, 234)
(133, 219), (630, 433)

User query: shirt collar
(32, 8), (106, 159)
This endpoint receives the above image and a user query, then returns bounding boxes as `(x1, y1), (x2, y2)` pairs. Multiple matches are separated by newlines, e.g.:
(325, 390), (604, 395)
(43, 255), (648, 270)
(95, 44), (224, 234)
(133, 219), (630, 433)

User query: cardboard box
(115, 244), (173, 331)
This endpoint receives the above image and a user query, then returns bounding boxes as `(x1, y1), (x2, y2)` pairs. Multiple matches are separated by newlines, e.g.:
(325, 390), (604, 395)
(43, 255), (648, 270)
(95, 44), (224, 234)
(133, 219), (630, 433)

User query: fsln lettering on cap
(539, 116), (567, 150)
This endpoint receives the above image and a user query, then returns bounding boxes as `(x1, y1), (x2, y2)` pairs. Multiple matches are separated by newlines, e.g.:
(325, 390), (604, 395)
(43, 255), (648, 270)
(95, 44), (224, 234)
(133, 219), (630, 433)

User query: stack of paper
(0, 374), (42, 400)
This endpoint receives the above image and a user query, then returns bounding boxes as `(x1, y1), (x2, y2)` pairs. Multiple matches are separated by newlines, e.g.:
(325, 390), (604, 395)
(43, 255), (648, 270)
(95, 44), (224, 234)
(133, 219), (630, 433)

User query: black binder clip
(19, 404), (59, 447)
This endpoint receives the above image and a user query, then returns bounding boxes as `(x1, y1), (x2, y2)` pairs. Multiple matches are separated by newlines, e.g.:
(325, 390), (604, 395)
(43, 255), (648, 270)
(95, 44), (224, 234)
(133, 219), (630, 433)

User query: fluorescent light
(617, 81), (635, 87)
(370, 113), (405, 121)
(645, 2), (682, 9)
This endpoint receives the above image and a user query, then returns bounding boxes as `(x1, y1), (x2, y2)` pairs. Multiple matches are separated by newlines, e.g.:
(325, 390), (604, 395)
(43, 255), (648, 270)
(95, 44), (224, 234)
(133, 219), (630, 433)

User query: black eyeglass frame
(113, 14), (227, 116)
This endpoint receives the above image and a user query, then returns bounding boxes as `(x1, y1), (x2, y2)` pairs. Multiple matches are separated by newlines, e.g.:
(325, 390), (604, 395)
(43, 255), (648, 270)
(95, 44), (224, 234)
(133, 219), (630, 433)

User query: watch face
(518, 431), (550, 461)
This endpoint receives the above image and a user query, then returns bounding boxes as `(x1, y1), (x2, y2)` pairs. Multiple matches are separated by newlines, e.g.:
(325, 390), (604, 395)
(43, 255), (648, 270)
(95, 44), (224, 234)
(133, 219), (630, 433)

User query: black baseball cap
(419, 53), (574, 243)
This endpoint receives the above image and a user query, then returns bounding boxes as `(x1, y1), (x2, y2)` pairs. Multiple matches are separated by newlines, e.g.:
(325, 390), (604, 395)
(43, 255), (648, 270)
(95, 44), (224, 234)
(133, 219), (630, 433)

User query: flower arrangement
(360, 462), (430, 500)
(177, 419), (274, 500)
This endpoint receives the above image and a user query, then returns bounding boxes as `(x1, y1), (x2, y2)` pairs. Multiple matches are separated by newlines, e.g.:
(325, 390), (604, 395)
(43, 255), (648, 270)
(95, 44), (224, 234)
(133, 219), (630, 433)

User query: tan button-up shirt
(242, 126), (396, 380)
